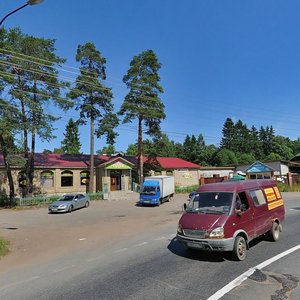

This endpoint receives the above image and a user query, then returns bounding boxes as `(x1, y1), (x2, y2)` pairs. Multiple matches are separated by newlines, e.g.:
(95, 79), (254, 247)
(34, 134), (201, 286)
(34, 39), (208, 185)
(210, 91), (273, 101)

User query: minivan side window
(250, 189), (266, 206)
(238, 192), (249, 211)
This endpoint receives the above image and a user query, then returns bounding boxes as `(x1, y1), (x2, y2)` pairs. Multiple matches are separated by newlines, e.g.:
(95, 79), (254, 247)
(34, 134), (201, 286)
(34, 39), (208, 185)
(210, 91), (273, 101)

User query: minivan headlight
(209, 227), (224, 238)
(177, 224), (183, 235)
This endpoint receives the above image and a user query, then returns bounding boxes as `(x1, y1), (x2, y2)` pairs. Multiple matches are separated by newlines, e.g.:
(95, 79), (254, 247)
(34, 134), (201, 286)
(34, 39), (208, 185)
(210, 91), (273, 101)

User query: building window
(80, 171), (89, 186)
(155, 171), (162, 175)
(166, 170), (173, 175)
(61, 171), (73, 187)
(41, 171), (54, 188)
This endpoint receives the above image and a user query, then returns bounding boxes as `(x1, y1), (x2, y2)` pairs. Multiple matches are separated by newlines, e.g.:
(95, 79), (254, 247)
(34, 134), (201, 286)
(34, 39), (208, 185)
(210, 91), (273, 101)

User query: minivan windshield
(186, 192), (234, 215)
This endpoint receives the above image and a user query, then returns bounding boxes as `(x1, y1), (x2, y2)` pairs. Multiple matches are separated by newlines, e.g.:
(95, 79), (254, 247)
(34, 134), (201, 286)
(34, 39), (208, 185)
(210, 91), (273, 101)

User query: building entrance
(110, 170), (122, 191)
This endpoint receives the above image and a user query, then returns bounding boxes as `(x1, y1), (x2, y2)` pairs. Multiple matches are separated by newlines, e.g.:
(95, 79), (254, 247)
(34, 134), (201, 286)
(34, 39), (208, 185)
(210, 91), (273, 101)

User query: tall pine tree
(118, 50), (165, 184)
(61, 118), (81, 154)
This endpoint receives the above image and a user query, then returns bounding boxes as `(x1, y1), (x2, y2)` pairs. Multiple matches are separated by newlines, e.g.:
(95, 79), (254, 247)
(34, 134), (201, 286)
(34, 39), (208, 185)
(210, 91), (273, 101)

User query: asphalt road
(0, 192), (299, 300)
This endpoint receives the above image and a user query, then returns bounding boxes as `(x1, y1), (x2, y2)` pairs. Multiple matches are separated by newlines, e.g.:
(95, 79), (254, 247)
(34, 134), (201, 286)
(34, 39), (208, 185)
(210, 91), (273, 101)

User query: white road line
(207, 244), (300, 300)
(53, 265), (75, 273)
(86, 255), (104, 262)
(154, 236), (167, 240)
(0, 276), (40, 291)
(114, 248), (128, 253)
(135, 242), (148, 247)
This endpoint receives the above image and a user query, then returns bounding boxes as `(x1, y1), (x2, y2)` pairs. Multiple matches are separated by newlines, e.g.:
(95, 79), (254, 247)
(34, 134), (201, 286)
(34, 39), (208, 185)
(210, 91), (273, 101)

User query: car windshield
(59, 195), (75, 201)
(186, 192), (233, 215)
(141, 186), (156, 195)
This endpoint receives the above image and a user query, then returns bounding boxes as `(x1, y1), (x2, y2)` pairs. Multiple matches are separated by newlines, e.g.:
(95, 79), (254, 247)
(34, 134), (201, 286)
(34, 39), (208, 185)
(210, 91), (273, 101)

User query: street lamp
(0, 0), (44, 27)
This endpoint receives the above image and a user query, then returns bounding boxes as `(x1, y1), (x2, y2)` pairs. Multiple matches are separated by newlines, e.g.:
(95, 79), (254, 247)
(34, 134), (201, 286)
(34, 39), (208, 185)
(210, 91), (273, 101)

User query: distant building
(0, 153), (203, 197)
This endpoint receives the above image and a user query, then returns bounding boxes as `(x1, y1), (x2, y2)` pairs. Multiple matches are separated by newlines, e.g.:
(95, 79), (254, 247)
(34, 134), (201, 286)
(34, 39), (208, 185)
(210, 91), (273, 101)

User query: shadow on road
(167, 235), (270, 263)
(167, 238), (229, 262)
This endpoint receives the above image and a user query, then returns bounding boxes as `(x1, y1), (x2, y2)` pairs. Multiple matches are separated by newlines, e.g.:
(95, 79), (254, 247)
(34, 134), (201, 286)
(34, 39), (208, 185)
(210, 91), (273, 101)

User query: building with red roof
(0, 153), (204, 197)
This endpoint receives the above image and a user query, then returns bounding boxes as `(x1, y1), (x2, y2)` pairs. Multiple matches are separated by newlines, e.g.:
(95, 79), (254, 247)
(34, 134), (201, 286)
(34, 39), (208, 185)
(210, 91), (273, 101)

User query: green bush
(87, 192), (104, 201)
(277, 183), (300, 192)
(0, 238), (9, 257)
(0, 191), (16, 207)
(175, 185), (199, 194)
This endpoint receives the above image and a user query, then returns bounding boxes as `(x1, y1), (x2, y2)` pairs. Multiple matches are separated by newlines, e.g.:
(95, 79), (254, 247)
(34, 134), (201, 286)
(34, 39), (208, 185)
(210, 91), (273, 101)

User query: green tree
(236, 152), (256, 164)
(118, 50), (165, 184)
(97, 144), (115, 155)
(291, 138), (300, 155)
(249, 125), (262, 159)
(0, 99), (19, 201)
(220, 118), (235, 150)
(126, 143), (138, 156)
(214, 148), (238, 166)
(259, 126), (275, 158)
(61, 118), (81, 154)
(0, 28), (71, 196)
(68, 42), (118, 193)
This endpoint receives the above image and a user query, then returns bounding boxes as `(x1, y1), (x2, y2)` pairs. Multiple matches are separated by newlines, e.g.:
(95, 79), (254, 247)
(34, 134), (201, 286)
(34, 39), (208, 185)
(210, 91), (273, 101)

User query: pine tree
(61, 118), (81, 154)
(68, 42), (118, 193)
(118, 50), (165, 184)
(0, 28), (71, 196)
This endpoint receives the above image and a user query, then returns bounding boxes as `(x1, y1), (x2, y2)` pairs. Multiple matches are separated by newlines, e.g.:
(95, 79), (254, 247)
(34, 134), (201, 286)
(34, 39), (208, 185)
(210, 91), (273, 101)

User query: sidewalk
(222, 247), (300, 300)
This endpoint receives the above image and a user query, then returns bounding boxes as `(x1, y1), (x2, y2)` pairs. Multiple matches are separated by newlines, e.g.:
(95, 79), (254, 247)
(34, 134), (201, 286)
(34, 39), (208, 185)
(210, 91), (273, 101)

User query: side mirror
(236, 210), (243, 217)
(183, 203), (187, 210)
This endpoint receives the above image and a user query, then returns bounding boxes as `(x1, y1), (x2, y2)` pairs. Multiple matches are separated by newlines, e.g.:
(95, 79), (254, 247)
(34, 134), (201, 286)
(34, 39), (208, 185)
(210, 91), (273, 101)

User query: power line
(0, 48), (124, 87)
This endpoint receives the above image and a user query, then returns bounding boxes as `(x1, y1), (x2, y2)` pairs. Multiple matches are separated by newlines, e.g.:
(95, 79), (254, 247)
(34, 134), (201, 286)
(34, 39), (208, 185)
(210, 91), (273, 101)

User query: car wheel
(85, 201), (89, 208)
(68, 205), (73, 213)
(232, 236), (247, 261)
(269, 222), (280, 242)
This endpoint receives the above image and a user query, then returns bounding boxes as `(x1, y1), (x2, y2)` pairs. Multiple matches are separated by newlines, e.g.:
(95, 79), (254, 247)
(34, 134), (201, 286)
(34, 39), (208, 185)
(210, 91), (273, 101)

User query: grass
(175, 185), (199, 194)
(278, 183), (300, 192)
(0, 237), (10, 257)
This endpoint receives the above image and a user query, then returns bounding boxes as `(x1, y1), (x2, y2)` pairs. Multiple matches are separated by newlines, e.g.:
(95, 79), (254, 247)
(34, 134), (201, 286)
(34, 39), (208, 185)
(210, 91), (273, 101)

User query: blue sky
(2, 0), (300, 153)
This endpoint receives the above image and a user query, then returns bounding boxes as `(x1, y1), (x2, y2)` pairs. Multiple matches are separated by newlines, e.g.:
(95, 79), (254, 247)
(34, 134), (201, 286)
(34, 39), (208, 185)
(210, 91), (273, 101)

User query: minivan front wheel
(269, 222), (280, 242)
(232, 236), (247, 261)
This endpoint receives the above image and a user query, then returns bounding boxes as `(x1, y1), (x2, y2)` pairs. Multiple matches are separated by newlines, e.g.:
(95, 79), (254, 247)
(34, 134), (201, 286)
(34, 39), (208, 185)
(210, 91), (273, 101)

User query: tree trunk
(89, 116), (94, 193)
(0, 133), (15, 202)
(26, 81), (37, 196)
(137, 116), (144, 185)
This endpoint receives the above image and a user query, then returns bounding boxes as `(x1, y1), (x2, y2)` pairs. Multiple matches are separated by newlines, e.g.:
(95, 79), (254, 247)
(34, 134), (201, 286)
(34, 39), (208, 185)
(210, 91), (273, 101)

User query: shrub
(87, 192), (104, 201)
(0, 191), (16, 207)
(175, 185), (199, 194)
(277, 183), (300, 192)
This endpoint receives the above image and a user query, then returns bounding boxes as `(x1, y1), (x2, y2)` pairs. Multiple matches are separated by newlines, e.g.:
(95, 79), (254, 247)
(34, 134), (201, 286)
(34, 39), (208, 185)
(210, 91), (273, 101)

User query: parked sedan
(48, 193), (90, 213)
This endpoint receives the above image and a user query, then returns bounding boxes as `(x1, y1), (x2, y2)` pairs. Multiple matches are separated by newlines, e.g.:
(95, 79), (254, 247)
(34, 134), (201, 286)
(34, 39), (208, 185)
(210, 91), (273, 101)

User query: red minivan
(176, 179), (285, 260)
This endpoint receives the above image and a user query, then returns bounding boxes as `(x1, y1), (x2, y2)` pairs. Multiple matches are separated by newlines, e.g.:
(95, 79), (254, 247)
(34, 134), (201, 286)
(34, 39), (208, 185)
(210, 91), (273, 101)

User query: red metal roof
(0, 153), (201, 169)
(0, 153), (110, 168)
(147, 157), (201, 169)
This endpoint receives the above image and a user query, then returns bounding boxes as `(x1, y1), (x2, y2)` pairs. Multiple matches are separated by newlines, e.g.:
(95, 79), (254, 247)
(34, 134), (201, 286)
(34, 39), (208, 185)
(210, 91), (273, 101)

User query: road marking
(78, 238), (86, 241)
(135, 242), (148, 247)
(207, 244), (300, 300)
(86, 255), (104, 262)
(114, 248), (128, 253)
(0, 276), (40, 291)
(53, 265), (75, 273)
(155, 236), (167, 240)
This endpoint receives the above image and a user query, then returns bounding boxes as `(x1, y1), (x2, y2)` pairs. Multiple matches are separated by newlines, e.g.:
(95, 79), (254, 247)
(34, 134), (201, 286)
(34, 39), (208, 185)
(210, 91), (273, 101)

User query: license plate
(187, 242), (203, 249)
(143, 200), (149, 203)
